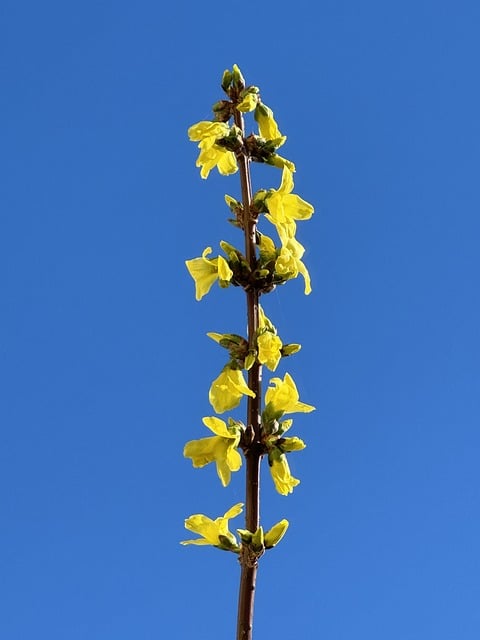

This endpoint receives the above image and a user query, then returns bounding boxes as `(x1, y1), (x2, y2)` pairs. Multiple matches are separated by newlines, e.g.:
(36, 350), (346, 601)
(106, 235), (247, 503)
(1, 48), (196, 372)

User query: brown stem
(233, 109), (263, 640)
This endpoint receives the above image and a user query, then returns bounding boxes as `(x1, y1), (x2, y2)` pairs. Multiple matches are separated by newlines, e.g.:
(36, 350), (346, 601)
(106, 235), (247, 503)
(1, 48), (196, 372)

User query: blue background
(2, 1), (480, 638)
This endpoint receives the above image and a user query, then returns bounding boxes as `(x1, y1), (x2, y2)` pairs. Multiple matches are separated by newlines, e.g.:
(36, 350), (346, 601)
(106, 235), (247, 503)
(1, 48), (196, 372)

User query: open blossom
(257, 332), (283, 371)
(181, 503), (243, 550)
(188, 121), (238, 179)
(265, 167), (314, 228)
(265, 372), (315, 415)
(268, 451), (300, 495)
(209, 367), (255, 414)
(185, 247), (233, 301)
(254, 103), (285, 144)
(275, 235), (312, 295)
(184, 417), (242, 487)
(270, 220), (312, 295)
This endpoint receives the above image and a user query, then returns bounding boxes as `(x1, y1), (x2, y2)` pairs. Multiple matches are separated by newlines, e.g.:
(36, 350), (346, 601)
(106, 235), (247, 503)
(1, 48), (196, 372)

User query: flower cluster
(182, 65), (315, 557)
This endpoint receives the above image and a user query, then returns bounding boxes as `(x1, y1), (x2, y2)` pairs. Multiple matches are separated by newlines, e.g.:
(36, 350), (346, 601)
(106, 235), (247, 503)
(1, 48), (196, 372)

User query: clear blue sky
(2, 1), (480, 638)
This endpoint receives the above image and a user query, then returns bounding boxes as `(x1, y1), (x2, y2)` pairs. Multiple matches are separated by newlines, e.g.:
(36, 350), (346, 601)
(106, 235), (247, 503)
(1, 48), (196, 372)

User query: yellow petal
(278, 167), (294, 194)
(217, 255), (233, 281)
(209, 369), (255, 414)
(270, 456), (300, 495)
(257, 332), (283, 371)
(265, 373), (315, 414)
(202, 416), (231, 438)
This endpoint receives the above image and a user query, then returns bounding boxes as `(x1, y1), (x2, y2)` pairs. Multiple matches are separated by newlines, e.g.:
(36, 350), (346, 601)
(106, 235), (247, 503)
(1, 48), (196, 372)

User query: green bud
(218, 534), (240, 552)
(267, 445), (284, 464)
(252, 190), (268, 213)
(264, 519), (289, 549)
(281, 343), (302, 357)
(227, 417), (245, 432)
(237, 528), (253, 544)
(262, 402), (285, 425)
(207, 332), (246, 349)
(251, 526), (264, 552)
(221, 69), (233, 92)
(227, 334), (244, 345)
(225, 194), (242, 212)
(279, 436), (306, 452)
(220, 240), (242, 259)
(262, 418), (280, 437)
(244, 351), (256, 371)
(232, 64), (246, 90)
(240, 85), (260, 97)
(258, 232), (277, 263)
(254, 102), (269, 120)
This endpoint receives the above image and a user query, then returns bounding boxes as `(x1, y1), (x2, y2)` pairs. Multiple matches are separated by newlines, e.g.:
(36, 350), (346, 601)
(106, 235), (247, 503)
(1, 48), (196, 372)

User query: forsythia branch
(182, 64), (315, 640)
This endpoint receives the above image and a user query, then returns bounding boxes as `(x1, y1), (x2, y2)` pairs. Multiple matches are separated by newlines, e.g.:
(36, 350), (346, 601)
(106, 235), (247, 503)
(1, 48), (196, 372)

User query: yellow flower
(269, 154), (296, 172)
(265, 372), (315, 415)
(257, 307), (282, 371)
(269, 452), (300, 495)
(188, 121), (238, 179)
(209, 368), (255, 414)
(257, 332), (283, 371)
(185, 247), (233, 301)
(275, 236), (312, 295)
(254, 103), (286, 144)
(181, 503), (243, 550)
(265, 167), (314, 227)
(237, 92), (258, 112)
(183, 417), (243, 487)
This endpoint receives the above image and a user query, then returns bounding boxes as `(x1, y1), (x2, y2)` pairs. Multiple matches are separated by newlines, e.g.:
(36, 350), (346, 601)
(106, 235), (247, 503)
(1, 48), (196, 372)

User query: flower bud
(218, 533), (240, 552)
(279, 436), (306, 452)
(225, 194), (242, 212)
(232, 64), (246, 90)
(264, 519), (289, 549)
(237, 528), (253, 544)
(251, 526), (265, 552)
(244, 351), (256, 371)
(221, 69), (233, 92)
(281, 343), (302, 357)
